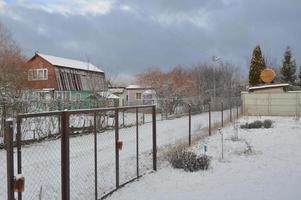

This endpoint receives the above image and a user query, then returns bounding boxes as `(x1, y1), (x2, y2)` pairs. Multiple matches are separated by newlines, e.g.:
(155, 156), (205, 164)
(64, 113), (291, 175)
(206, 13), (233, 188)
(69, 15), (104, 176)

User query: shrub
(240, 123), (249, 129)
(263, 119), (272, 128)
(240, 120), (273, 129)
(169, 150), (210, 172)
(249, 120), (263, 128)
(240, 120), (263, 129)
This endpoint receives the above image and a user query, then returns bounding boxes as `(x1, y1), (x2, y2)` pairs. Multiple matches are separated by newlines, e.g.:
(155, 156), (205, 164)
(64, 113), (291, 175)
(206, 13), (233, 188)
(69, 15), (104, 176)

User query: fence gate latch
(117, 141), (123, 150)
(14, 174), (25, 193)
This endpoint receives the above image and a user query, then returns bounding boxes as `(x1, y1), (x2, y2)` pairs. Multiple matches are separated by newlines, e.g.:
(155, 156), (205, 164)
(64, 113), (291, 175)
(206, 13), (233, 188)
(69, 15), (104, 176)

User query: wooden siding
(25, 54), (106, 91)
(54, 67), (105, 91)
(25, 55), (58, 89)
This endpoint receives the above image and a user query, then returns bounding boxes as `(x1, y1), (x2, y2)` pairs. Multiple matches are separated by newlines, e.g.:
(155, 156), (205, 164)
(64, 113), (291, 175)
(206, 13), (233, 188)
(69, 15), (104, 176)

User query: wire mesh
(1, 100), (247, 199)
(118, 108), (140, 185)
(0, 146), (7, 199)
(96, 110), (116, 198)
(69, 113), (95, 200)
(19, 115), (61, 200)
(138, 107), (154, 175)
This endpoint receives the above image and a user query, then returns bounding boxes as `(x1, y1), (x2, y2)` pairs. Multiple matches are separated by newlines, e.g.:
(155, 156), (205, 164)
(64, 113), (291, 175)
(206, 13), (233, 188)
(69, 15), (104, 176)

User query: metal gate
(4, 105), (157, 200)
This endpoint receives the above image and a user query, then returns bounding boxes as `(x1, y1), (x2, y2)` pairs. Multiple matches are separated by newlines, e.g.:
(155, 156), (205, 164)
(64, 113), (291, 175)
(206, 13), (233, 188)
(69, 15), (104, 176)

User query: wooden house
(24, 53), (106, 102)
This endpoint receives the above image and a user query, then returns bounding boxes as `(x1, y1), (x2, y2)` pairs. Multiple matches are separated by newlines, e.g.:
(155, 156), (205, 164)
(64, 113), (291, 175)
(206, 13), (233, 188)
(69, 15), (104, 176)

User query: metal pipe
(152, 106), (157, 171)
(6, 119), (14, 200)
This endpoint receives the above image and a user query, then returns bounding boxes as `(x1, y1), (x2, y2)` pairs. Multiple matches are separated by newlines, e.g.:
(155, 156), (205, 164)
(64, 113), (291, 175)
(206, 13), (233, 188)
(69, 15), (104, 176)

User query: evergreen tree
(298, 66), (301, 86)
(280, 46), (297, 84)
(249, 45), (266, 86)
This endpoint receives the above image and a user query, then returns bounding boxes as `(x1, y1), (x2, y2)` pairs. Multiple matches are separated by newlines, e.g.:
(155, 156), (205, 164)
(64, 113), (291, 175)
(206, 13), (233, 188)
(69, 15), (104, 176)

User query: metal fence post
(122, 110), (125, 127)
(230, 101), (232, 122)
(115, 109), (120, 188)
(221, 101), (224, 127)
(209, 103), (211, 136)
(136, 108), (139, 177)
(152, 105), (157, 171)
(5, 119), (14, 200)
(16, 116), (22, 200)
(93, 112), (98, 200)
(236, 103), (239, 119)
(61, 111), (70, 200)
(188, 104), (191, 146)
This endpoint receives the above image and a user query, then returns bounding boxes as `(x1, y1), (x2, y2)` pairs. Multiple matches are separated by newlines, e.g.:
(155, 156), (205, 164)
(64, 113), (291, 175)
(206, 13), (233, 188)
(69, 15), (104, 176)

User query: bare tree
(192, 62), (243, 109)
(137, 67), (197, 115)
(0, 21), (26, 136)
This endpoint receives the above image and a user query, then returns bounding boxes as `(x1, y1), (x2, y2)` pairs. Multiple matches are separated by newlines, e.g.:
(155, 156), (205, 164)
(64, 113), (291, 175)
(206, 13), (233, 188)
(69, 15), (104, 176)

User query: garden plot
(108, 116), (301, 200)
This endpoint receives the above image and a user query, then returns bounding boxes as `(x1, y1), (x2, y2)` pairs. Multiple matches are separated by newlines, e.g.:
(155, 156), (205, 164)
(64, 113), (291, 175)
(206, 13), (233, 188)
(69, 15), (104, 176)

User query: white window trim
(29, 68), (48, 80)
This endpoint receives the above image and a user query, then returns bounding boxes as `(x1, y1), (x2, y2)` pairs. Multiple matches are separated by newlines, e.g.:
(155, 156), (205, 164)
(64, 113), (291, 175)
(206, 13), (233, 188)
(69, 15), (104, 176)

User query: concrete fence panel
(242, 91), (301, 116)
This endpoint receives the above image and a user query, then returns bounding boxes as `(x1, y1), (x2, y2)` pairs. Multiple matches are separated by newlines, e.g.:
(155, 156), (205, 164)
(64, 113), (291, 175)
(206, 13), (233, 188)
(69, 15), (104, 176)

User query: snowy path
(107, 116), (301, 200)
(0, 109), (231, 199)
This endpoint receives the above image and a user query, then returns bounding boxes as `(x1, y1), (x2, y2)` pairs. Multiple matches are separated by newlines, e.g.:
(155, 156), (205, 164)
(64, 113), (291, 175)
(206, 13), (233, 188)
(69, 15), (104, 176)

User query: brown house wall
(24, 55), (58, 90)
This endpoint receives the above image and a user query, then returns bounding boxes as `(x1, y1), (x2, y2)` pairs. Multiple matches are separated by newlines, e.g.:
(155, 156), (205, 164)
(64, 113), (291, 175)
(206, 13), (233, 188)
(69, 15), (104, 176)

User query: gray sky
(1, 0), (300, 84)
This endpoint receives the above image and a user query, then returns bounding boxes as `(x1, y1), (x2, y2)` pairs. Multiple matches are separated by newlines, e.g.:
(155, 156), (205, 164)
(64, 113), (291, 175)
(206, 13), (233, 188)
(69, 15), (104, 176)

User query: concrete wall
(242, 92), (301, 116)
(251, 87), (284, 93)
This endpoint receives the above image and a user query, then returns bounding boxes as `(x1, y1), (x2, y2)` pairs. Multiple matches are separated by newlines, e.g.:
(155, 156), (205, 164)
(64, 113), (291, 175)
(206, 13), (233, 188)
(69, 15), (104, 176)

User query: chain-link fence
(2, 95), (243, 199)
(3, 105), (157, 200)
(18, 114), (62, 199)
(153, 96), (242, 150)
(0, 143), (7, 199)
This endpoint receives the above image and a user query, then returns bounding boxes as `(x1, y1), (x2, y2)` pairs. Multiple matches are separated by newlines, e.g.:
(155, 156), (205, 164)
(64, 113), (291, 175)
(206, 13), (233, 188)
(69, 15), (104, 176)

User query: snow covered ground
(107, 116), (301, 200)
(0, 109), (232, 199)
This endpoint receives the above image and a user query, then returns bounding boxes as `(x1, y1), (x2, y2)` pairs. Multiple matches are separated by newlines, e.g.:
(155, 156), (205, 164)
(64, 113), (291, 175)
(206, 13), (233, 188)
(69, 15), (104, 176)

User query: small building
(124, 85), (156, 106)
(22, 53), (107, 112)
(23, 53), (106, 110)
(98, 91), (120, 107)
(108, 87), (126, 107)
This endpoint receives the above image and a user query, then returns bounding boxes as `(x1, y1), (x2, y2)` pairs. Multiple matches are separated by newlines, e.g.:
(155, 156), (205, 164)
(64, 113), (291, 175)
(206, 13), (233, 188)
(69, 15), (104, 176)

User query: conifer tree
(298, 66), (301, 86)
(280, 46), (297, 84)
(249, 45), (266, 86)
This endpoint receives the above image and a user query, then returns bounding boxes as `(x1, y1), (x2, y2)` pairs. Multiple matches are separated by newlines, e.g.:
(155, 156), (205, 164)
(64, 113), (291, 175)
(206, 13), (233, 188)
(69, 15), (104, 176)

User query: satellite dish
(260, 68), (276, 83)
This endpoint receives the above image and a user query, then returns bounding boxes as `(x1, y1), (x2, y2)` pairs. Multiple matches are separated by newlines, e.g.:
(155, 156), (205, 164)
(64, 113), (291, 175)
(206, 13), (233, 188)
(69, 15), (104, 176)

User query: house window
(43, 69), (48, 80)
(33, 69), (37, 80)
(28, 68), (48, 80)
(135, 92), (142, 100)
(28, 69), (33, 80)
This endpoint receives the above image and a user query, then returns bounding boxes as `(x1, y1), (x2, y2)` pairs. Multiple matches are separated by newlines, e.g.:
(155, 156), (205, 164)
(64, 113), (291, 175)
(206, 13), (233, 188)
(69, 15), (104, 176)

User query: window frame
(28, 69), (33, 80)
(29, 68), (48, 80)
(135, 92), (142, 100)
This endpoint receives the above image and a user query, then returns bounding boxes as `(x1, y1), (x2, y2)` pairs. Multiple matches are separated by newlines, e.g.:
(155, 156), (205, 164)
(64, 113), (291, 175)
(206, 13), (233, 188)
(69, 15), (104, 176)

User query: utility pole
(212, 56), (221, 109)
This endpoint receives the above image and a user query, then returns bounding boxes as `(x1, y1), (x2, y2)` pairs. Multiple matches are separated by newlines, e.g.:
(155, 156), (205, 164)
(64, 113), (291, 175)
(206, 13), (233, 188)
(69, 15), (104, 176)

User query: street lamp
(212, 56), (222, 108)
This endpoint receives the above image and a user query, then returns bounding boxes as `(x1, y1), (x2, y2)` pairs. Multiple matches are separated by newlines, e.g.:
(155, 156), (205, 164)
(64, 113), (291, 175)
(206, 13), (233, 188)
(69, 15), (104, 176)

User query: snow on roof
(249, 83), (289, 90)
(108, 88), (124, 94)
(126, 85), (142, 89)
(37, 53), (104, 73)
(143, 90), (155, 94)
(125, 85), (153, 89)
(98, 92), (120, 99)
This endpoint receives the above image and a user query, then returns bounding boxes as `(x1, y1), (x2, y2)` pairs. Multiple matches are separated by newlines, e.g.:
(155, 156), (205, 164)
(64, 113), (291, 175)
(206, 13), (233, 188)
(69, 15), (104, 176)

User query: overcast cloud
(0, 0), (300, 83)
